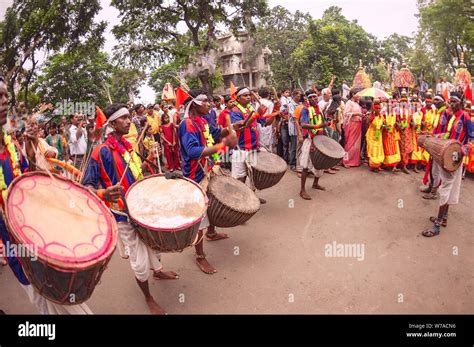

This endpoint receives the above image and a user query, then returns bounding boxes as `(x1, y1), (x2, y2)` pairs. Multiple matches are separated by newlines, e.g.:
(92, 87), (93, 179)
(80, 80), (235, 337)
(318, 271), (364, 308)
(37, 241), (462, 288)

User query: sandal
(429, 216), (447, 227)
(422, 229), (440, 237)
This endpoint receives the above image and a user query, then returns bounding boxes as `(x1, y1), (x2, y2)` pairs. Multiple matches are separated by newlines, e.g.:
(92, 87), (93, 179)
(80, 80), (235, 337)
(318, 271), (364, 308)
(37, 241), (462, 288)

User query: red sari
(161, 123), (181, 171)
(343, 100), (362, 167)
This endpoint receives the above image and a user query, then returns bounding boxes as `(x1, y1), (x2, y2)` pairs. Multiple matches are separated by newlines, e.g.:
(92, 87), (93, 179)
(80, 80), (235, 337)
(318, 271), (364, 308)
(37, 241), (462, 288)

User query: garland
(308, 106), (323, 135)
(105, 134), (143, 180)
(202, 123), (220, 164)
(373, 114), (384, 140)
(0, 129), (21, 202)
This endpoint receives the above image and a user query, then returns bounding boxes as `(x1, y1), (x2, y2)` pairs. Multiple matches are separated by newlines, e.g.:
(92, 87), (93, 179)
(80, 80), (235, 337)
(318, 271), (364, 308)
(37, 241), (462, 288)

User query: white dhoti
(21, 284), (93, 315)
(231, 148), (266, 179)
(433, 162), (463, 206)
(118, 222), (163, 282)
(299, 138), (324, 178)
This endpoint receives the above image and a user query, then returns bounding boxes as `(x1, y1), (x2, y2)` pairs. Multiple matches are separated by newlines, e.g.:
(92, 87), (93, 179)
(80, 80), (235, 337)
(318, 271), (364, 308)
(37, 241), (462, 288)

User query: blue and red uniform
(82, 139), (138, 222)
(433, 108), (450, 135)
(0, 143), (30, 285)
(229, 104), (265, 150)
(446, 109), (473, 144)
(178, 114), (221, 183)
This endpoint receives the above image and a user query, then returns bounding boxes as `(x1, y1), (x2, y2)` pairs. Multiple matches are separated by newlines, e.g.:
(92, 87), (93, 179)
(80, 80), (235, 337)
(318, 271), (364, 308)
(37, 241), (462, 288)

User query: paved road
(1, 166), (473, 314)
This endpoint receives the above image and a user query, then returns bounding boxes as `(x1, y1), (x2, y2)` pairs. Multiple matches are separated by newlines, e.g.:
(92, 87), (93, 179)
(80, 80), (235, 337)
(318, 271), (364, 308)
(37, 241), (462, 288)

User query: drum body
(5, 172), (117, 305)
(126, 174), (207, 252)
(310, 135), (346, 170)
(248, 151), (287, 190)
(207, 175), (260, 228)
(418, 135), (462, 172)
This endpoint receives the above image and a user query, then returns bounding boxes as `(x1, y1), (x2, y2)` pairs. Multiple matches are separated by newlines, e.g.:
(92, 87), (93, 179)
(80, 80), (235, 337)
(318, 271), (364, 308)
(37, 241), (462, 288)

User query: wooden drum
(418, 135), (463, 172)
(310, 135), (346, 170)
(207, 175), (260, 228)
(5, 172), (118, 305)
(248, 151), (287, 190)
(125, 174), (207, 252)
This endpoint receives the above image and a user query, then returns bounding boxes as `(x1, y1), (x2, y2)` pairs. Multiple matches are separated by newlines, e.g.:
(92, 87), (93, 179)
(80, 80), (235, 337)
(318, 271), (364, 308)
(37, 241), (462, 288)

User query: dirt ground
(1, 166), (473, 314)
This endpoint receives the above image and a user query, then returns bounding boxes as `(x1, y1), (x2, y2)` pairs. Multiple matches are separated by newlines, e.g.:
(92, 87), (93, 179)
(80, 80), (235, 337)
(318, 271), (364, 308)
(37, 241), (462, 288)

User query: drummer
(0, 75), (92, 314)
(422, 92), (473, 237)
(298, 90), (328, 200)
(229, 86), (274, 204)
(178, 89), (238, 274)
(82, 103), (179, 314)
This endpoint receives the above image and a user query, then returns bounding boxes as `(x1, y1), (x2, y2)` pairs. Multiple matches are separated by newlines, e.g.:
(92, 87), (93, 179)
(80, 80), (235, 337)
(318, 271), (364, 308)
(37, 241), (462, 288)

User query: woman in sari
(366, 99), (385, 172)
(343, 89), (363, 168)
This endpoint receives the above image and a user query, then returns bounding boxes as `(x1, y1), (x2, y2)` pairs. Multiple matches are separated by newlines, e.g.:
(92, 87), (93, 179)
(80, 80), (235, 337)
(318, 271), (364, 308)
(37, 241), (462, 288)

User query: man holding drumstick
(82, 103), (178, 314)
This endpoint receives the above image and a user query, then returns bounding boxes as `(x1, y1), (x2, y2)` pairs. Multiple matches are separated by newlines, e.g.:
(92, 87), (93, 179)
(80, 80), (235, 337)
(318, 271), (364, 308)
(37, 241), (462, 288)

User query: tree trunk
(198, 69), (211, 95)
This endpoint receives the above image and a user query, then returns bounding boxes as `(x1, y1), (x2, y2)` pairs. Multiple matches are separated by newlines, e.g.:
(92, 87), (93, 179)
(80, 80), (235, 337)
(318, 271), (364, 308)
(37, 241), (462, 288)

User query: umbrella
(356, 87), (390, 100)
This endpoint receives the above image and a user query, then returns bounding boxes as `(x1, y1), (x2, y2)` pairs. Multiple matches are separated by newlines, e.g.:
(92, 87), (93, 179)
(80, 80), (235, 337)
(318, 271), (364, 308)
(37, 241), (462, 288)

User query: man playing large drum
(422, 92), (473, 237)
(82, 103), (178, 314)
(229, 86), (273, 204)
(178, 89), (238, 274)
(298, 90), (328, 200)
(0, 75), (92, 314)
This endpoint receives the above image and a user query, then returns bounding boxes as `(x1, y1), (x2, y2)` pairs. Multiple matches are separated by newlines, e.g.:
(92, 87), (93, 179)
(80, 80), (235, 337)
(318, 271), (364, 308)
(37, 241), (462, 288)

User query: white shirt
(258, 98), (274, 149)
(318, 99), (331, 115)
(342, 84), (350, 99)
(68, 125), (88, 155)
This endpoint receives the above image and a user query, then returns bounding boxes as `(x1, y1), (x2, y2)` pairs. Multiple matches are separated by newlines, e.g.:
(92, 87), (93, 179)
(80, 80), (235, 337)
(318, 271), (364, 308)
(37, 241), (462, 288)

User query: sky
(2, 0), (419, 104)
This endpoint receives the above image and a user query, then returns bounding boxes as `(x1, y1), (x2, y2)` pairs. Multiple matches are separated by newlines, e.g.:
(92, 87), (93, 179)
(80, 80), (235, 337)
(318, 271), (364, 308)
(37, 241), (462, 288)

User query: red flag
(230, 81), (237, 100)
(443, 87), (450, 103)
(95, 106), (106, 130)
(175, 87), (190, 111)
(464, 83), (473, 102)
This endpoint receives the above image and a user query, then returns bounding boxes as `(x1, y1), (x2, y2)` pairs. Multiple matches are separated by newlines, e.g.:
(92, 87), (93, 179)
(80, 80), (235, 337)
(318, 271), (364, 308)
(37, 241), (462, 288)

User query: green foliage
(111, 0), (268, 93)
(34, 46), (113, 106)
(417, 0), (473, 74)
(0, 0), (104, 105)
(109, 67), (145, 104)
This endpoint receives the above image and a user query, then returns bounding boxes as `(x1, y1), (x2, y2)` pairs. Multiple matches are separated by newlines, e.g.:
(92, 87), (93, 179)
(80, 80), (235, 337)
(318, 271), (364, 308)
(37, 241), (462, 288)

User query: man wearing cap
(229, 86), (273, 204)
(178, 89), (239, 274)
(83, 103), (178, 314)
(422, 92), (472, 237)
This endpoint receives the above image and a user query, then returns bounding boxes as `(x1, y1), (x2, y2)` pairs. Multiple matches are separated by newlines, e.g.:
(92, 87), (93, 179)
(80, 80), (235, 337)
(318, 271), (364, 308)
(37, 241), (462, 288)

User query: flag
(162, 82), (176, 100)
(443, 87), (450, 103)
(230, 81), (237, 100)
(95, 106), (106, 130)
(175, 87), (190, 111)
(464, 83), (473, 102)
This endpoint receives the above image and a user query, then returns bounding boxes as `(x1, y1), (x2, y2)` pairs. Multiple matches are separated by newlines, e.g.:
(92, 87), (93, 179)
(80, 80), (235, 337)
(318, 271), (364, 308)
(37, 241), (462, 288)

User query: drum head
(126, 175), (207, 231)
(443, 142), (463, 172)
(313, 135), (345, 159)
(249, 151), (287, 174)
(208, 175), (260, 213)
(5, 172), (117, 270)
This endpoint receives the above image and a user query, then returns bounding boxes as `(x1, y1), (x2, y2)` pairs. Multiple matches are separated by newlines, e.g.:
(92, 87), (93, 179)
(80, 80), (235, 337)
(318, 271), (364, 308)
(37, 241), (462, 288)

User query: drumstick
(154, 144), (162, 174)
(28, 141), (84, 213)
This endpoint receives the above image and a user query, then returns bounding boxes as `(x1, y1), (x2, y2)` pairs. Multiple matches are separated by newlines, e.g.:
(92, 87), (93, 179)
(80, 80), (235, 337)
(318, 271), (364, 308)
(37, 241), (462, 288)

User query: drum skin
(207, 175), (260, 228)
(249, 151), (287, 190)
(310, 135), (346, 170)
(418, 135), (463, 172)
(125, 174), (207, 252)
(5, 172), (117, 305)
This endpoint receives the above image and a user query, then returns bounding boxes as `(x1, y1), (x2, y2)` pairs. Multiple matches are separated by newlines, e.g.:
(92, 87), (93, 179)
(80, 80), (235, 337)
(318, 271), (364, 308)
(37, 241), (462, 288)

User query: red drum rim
(125, 174), (208, 232)
(5, 172), (118, 270)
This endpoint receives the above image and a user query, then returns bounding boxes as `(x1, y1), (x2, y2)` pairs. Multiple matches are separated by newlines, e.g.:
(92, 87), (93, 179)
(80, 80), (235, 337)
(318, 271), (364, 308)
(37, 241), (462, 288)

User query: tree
(34, 45), (113, 107)
(111, 0), (269, 93)
(0, 0), (105, 107)
(253, 6), (312, 91)
(292, 6), (378, 87)
(108, 67), (145, 104)
(417, 0), (473, 75)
